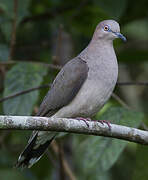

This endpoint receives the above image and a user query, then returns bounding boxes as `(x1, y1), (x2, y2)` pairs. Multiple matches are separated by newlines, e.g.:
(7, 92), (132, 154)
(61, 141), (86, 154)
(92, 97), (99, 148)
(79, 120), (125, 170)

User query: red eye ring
(104, 25), (109, 31)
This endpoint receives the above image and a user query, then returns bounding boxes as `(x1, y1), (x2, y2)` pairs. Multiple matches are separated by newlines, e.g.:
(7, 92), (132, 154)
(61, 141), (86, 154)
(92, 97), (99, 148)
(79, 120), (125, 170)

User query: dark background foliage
(0, 0), (148, 179)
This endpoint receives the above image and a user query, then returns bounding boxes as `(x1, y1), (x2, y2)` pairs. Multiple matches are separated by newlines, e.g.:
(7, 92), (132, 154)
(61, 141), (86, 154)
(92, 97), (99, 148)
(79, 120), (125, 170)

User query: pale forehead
(99, 20), (120, 32)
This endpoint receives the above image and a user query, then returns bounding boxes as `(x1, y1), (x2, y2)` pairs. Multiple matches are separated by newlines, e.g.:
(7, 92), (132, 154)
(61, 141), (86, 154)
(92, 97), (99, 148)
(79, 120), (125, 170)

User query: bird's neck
(79, 39), (118, 88)
(79, 39), (114, 62)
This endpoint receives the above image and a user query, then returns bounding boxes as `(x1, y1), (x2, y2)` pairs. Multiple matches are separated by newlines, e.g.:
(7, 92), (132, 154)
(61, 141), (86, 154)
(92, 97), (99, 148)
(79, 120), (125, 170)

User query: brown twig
(1, 62), (148, 86)
(8, 0), (18, 60)
(117, 82), (148, 86)
(1, 81), (148, 103)
(46, 149), (57, 168)
(0, 60), (62, 70)
(58, 142), (66, 180)
(112, 93), (131, 110)
(51, 141), (76, 180)
(0, 84), (50, 103)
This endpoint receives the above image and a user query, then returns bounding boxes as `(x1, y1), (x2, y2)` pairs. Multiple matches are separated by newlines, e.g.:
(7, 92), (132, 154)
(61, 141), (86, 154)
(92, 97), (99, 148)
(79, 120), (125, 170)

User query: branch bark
(0, 115), (148, 145)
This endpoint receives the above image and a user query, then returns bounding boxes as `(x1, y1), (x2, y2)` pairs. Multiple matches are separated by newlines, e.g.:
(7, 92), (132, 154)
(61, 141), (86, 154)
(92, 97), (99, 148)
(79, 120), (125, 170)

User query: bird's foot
(98, 120), (111, 130)
(76, 117), (91, 127)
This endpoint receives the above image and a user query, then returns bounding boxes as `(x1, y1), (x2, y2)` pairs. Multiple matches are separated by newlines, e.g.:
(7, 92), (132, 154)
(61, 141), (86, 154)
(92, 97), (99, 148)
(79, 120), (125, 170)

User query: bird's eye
(104, 25), (109, 31)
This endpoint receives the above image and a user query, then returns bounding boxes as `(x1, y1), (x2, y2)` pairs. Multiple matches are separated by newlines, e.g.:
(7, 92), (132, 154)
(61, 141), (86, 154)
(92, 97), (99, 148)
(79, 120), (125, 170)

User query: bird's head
(93, 20), (126, 42)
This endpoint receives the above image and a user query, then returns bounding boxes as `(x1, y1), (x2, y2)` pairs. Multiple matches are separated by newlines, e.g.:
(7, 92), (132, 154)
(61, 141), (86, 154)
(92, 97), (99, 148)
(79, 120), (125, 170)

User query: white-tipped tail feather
(15, 132), (56, 168)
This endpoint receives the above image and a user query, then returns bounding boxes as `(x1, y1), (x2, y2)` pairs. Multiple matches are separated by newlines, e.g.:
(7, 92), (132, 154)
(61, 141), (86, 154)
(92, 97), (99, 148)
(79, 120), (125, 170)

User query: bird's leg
(98, 120), (111, 130)
(76, 117), (91, 127)
(76, 118), (111, 129)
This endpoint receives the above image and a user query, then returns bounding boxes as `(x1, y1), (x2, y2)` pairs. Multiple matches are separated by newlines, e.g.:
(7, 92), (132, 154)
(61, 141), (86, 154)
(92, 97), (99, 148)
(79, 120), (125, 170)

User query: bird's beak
(114, 32), (127, 42)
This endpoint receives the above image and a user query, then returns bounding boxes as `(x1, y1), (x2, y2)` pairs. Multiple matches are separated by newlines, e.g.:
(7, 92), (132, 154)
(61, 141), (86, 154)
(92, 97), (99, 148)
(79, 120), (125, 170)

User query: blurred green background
(0, 0), (148, 179)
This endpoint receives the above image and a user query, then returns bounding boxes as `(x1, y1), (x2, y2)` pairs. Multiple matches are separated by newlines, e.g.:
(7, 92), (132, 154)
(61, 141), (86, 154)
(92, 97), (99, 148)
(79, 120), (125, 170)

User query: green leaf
(0, 0), (30, 23)
(132, 145), (148, 180)
(0, 44), (9, 61)
(73, 107), (143, 178)
(3, 62), (48, 115)
(98, 107), (143, 127)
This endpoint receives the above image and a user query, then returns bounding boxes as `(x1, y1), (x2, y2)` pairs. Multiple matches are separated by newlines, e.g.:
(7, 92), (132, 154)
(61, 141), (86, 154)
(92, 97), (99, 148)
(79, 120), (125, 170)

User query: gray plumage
(15, 19), (126, 168)
(37, 58), (89, 117)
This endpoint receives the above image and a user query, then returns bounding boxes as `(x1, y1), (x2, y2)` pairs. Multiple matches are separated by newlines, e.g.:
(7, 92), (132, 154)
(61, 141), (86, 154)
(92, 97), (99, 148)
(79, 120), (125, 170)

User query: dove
(16, 20), (126, 168)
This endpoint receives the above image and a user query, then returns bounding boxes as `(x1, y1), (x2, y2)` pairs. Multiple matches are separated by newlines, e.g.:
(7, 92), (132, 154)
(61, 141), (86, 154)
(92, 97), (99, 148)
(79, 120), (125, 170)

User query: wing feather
(37, 57), (88, 117)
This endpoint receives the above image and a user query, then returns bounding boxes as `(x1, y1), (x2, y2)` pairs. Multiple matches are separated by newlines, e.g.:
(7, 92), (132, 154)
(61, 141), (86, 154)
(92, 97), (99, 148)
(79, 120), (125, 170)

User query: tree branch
(0, 84), (50, 103)
(0, 115), (148, 145)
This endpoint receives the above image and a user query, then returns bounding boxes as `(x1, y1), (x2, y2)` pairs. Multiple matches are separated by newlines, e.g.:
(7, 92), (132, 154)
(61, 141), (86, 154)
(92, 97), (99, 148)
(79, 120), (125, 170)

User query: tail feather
(15, 132), (56, 168)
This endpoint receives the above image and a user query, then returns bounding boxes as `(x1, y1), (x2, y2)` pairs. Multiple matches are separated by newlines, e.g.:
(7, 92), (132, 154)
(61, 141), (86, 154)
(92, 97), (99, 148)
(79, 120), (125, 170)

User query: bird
(15, 19), (126, 168)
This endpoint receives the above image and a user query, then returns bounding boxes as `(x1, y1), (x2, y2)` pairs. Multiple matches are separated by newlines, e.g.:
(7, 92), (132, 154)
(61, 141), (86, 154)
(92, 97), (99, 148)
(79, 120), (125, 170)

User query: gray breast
(53, 54), (118, 118)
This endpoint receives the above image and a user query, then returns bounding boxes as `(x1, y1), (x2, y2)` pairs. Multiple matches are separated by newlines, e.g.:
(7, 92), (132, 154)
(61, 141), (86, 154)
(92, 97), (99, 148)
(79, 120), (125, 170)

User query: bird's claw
(98, 120), (111, 130)
(76, 117), (90, 127)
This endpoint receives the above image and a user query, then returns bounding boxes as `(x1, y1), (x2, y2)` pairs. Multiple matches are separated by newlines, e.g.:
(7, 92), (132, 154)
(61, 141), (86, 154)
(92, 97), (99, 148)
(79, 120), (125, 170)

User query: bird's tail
(15, 131), (57, 168)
